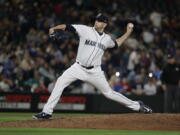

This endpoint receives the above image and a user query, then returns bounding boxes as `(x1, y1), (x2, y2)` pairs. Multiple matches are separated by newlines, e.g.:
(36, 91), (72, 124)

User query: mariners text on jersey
(85, 39), (106, 50)
(72, 24), (116, 66)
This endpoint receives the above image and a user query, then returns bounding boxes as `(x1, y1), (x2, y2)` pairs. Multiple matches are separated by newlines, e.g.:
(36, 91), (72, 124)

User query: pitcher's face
(94, 21), (107, 30)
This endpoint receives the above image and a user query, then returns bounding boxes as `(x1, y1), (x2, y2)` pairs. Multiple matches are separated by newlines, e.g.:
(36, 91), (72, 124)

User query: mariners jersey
(72, 24), (116, 67)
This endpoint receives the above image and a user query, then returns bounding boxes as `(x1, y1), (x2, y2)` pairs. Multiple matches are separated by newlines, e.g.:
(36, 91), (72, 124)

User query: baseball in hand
(128, 23), (134, 28)
(127, 23), (134, 33)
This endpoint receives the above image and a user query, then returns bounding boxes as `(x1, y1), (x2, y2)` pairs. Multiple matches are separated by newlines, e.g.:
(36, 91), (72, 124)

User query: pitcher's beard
(95, 27), (104, 33)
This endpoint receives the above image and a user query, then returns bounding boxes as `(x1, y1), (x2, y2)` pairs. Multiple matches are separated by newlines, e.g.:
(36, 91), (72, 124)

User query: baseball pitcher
(33, 13), (152, 119)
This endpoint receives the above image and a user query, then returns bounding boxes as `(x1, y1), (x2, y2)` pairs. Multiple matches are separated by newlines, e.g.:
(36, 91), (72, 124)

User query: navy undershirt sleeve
(65, 24), (76, 33)
(112, 38), (118, 49)
(114, 40), (118, 49)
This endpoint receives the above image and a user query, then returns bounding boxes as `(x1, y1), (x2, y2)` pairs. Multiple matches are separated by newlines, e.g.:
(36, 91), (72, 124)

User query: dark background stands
(0, 0), (180, 96)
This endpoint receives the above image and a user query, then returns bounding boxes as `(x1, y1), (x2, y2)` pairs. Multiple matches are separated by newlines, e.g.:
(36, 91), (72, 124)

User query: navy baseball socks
(32, 112), (52, 120)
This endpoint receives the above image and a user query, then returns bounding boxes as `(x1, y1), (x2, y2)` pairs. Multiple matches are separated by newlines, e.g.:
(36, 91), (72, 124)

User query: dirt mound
(0, 114), (180, 131)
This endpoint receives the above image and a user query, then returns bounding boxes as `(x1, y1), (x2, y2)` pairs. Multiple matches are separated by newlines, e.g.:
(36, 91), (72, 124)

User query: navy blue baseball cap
(95, 13), (108, 23)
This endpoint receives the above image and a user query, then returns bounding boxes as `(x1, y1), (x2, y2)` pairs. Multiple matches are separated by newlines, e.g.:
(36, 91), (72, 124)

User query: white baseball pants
(43, 63), (140, 114)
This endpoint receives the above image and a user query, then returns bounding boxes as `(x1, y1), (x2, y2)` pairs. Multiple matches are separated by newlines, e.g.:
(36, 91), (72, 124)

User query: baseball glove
(49, 30), (69, 41)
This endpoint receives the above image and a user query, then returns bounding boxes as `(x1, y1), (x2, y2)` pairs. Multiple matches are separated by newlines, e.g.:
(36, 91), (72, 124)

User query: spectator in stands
(150, 9), (163, 28)
(34, 79), (48, 93)
(139, 51), (151, 70)
(0, 74), (11, 92)
(24, 71), (39, 93)
(142, 27), (154, 44)
(2, 55), (18, 78)
(109, 74), (122, 93)
(154, 49), (166, 70)
(127, 48), (141, 72)
(144, 77), (157, 96)
(119, 77), (132, 95)
(20, 51), (34, 69)
(0, 0), (179, 95)
(125, 35), (139, 49)
(131, 75), (144, 95)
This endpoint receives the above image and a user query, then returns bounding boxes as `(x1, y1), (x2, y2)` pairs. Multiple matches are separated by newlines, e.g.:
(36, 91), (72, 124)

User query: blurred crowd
(0, 0), (179, 96)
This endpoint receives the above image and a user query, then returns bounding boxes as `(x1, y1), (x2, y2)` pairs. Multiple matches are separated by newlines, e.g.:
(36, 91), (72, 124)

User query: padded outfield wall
(0, 92), (164, 113)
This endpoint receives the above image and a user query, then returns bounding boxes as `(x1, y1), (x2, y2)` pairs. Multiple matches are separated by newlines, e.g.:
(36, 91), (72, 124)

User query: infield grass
(0, 128), (180, 135)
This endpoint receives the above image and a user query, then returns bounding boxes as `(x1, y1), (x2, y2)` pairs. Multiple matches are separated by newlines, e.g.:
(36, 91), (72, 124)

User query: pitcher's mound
(0, 113), (180, 131)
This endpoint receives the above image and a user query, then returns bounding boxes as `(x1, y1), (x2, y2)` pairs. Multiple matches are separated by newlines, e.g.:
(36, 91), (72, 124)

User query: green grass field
(0, 112), (179, 135)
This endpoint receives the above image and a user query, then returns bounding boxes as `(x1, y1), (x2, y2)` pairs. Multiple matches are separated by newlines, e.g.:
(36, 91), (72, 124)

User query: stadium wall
(0, 93), (163, 113)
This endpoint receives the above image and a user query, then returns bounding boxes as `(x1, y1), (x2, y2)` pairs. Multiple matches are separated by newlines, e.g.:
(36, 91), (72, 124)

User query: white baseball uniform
(43, 24), (140, 114)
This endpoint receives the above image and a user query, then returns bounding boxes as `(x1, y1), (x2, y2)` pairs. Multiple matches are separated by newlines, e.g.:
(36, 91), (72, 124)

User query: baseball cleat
(138, 101), (153, 114)
(32, 112), (52, 120)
